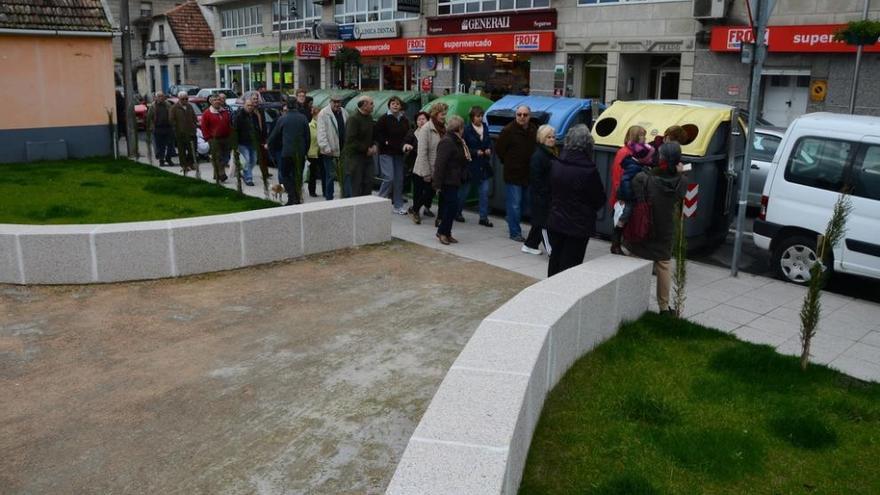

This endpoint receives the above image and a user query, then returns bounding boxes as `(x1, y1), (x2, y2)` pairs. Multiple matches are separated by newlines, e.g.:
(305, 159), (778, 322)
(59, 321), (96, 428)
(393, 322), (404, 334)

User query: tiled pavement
(134, 151), (880, 383)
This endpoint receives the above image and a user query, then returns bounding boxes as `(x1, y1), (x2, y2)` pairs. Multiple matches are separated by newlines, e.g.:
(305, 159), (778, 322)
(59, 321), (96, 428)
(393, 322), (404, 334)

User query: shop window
(578, 0), (682, 5)
(785, 137), (854, 192)
(334, 0), (416, 23)
(273, 0), (320, 32)
(459, 53), (531, 100)
(439, 0), (546, 15)
(221, 6), (262, 38)
(853, 145), (880, 201)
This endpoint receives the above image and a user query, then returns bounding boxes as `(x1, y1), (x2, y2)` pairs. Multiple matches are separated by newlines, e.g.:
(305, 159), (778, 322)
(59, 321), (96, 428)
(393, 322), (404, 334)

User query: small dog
(270, 183), (285, 202)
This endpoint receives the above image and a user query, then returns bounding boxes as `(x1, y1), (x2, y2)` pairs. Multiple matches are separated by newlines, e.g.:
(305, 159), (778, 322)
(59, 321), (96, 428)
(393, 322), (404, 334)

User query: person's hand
(322, 146), (332, 155)
(477, 150), (484, 156)
(484, 149), (492, 156)
(403, 144), (413, 153)
(263, 144), (268, 150)
(423, 176), (432, 183)
(675, 162), (685, 174)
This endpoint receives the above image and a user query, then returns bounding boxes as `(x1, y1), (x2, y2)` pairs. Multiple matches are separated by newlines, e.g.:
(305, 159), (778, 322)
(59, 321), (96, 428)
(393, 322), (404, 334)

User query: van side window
(784, 137), (853, 192)
(752, 133), (781, 162)
(853, 144), (880, 201)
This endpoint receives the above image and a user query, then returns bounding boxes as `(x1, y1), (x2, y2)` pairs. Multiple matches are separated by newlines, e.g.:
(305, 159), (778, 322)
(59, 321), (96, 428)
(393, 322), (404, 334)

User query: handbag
(622, 178), (652, 243)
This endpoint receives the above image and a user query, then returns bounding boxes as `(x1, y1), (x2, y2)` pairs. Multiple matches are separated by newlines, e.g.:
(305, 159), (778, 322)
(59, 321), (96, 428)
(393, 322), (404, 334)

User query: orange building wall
(0, 34), (115, 131)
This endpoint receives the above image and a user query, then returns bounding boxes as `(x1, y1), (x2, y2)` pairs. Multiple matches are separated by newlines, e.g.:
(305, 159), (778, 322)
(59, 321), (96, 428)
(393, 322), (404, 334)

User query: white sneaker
(393, 207), (408, 215)
(521, 245), (542, 255)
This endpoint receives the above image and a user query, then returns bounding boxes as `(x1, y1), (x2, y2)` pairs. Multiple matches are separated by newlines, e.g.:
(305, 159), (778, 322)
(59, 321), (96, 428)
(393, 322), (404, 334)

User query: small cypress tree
(800, 193), (852, 371)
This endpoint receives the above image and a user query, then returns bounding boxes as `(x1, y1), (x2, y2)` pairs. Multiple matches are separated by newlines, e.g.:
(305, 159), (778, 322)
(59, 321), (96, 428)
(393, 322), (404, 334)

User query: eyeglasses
(516, 113), (529, 117)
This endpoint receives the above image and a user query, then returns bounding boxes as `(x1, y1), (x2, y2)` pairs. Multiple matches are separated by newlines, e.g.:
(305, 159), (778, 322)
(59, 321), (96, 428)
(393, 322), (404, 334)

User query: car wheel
(772, 235), (827, 286)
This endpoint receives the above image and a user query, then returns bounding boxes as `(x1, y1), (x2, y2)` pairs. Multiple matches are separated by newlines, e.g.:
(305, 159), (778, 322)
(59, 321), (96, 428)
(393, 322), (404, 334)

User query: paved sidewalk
(134, 153), (880, 383)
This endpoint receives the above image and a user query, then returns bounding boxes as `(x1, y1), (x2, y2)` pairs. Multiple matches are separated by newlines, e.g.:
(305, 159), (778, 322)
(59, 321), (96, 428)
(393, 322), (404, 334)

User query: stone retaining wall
(386, 255), (653, 494)
(0, 197), (391, 285)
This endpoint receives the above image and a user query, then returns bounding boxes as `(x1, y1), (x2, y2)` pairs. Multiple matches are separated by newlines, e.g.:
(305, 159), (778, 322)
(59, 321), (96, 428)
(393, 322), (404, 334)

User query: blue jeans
(238, 145), (257, 182)
(505, 184), (529, 238)
(378, 154), (405, 209)
(322, 155), (336, 200)
(458, 175), (490, 220)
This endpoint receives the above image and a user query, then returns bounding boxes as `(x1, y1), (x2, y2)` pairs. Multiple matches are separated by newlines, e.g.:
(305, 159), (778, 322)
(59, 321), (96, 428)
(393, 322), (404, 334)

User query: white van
(753, 112), (880, 285)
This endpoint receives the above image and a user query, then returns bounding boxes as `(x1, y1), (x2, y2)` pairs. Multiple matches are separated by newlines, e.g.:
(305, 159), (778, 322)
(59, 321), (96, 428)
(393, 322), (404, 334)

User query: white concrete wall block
(171, 216), (243, 276)
(93, 221), (173, 283)
(0, 231), (21, 284)
(17, 226), (94, 284)
(354, 198), (392, 246)
(302, 204), (355, 255)
(237, 209), (303, 266)
(453, 320), (551, 378)
(386, 440), (507, 495)
(578, 281), (619, 356)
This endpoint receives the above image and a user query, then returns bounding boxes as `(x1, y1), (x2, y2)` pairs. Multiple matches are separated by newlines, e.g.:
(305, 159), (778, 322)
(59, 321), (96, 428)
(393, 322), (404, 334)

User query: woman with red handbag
(624, 142), (689, 316)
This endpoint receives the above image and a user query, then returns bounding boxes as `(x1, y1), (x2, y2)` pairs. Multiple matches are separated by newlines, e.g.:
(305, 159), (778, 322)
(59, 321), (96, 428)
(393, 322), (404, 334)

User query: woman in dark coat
(522, 124), (557, 255)
(546, 124), (607, 277)
(432, 115), (471, 245)
(459, 106), (494, 227)
(624, 142), (688, 315)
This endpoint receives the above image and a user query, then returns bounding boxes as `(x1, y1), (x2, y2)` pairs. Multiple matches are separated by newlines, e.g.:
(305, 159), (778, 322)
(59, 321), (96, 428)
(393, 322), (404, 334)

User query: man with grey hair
(170, 91), (198, 171)
(495, 104), (537, 242)
(146, 91), (175, 166)
(342, 95), (377, 197)
(546, 124), (605, 276)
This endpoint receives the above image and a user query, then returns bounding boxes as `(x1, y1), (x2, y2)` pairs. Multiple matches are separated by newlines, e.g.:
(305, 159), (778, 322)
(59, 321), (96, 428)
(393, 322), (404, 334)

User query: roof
(0, 0), (112, 33)
(165, 1), (213, 54)
(592, 100), (735, 157)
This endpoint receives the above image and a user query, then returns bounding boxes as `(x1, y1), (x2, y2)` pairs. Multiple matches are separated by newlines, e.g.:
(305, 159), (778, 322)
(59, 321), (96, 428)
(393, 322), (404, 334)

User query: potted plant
(833, 19), (880, 46)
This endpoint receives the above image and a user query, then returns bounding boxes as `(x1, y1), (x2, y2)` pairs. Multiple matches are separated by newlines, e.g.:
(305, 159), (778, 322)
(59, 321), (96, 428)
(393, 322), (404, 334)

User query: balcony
(146, 41), (168, 58)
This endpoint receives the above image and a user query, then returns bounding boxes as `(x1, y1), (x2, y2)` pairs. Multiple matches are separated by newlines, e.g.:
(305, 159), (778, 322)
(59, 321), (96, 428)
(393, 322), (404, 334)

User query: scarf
(456, 133), (472, 162)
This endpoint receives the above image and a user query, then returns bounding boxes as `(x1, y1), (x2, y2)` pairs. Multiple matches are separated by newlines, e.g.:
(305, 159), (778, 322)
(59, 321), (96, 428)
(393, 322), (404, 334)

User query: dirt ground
(0, 240), (533, 494)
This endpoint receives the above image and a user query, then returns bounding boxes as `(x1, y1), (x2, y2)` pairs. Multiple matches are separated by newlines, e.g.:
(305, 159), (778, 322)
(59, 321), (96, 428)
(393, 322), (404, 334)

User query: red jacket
(608, 146), (631, 207)
(201, 107), (232, 140)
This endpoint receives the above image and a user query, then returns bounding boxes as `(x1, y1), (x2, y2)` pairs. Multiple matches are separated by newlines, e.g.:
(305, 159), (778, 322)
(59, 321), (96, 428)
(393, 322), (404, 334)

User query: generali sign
(711, 24), (880, 53)
(427, 9), (556, 35)
(324, 31), (555, 57)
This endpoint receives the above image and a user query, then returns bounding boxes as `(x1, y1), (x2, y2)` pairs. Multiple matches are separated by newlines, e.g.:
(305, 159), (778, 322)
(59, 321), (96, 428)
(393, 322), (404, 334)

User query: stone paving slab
(135, 153), (880, 383)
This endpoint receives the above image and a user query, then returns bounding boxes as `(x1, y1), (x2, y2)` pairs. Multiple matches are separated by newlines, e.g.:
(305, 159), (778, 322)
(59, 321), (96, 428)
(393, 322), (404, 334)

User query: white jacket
(317, 105), (347, 157)
(413, 120), (443, 178)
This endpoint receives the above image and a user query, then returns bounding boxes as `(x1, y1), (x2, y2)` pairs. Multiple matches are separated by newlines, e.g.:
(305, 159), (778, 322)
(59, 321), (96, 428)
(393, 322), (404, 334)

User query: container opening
(680, 124), (699, 145)
(594, 117), (617, 137)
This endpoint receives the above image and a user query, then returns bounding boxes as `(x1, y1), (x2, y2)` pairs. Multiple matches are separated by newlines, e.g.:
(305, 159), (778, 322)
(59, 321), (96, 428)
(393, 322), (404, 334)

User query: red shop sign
(296, 42), (323, 59)
(324, 31), (555, 57)
(426, 9), (557, 35)
(711, 24), (880, 53)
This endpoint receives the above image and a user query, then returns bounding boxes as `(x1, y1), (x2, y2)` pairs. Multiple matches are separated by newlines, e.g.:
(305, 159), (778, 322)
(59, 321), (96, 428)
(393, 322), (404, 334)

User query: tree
(333, 47), (362, 88)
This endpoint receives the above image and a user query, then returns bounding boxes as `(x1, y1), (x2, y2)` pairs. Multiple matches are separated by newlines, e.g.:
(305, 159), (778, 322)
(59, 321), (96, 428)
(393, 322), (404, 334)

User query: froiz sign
(427, 9), (557, 35)
(514, 34), (540, 51)
(407, 38), (426, 53)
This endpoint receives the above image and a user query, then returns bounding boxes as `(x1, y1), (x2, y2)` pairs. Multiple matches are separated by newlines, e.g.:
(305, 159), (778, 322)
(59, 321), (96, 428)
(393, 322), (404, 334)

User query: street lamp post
(848, 0), (871, 114)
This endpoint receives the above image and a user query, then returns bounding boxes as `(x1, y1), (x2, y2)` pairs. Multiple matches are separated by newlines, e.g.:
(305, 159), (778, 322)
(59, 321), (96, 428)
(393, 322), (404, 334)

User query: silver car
(747, 126), (785, 208)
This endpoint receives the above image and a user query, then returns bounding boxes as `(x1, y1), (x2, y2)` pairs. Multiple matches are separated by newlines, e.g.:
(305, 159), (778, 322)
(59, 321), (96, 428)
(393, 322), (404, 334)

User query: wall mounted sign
(711, 24), (880, 53)
(324, 31), (555, 57)
(338, 21), (400, 40)
(296, 42), (323, 59)
(426, 9), (556, 35)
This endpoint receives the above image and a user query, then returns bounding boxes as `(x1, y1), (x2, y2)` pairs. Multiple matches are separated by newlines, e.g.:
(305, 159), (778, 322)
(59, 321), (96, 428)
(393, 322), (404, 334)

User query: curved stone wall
(386, 255), (653, 494)
(0, 197), (391, 285)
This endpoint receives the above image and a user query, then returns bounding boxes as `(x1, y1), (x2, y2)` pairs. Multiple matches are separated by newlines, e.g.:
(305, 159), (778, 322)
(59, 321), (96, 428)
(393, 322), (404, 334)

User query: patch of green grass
(0, 158), (275, 224)
(519, 312), (880, 495)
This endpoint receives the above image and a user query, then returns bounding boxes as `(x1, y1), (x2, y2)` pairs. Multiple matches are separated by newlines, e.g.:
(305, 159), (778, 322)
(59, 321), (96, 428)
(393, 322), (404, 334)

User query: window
(273, 0), (320, 32)
(221, 6), (263, 38)
(577, 0), (679, 6)
(853, 144), (880, 201)
(158, 24), (165, 41)
(752, 133), (781, 162)
(140, 1), (152, 18)
(785, 137), (854, 192)
(334, 0), (416, 24)
(438, 0), (547, 14)
(174, 64), (181, 85)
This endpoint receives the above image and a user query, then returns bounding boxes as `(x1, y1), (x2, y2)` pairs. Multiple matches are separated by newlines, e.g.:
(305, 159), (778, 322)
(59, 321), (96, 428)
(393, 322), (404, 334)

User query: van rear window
(784, 136), (854, 192)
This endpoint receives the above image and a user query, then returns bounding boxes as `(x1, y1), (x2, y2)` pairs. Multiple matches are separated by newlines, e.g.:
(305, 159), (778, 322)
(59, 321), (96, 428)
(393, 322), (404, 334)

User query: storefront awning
(211, 46), (295, 63)
(323, 31), (555, 57)
(711, 24), (880, 53)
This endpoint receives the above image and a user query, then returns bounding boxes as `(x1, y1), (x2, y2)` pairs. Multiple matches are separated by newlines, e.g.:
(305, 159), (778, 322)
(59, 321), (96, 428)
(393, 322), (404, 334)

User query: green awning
(211, 45), (295, 62)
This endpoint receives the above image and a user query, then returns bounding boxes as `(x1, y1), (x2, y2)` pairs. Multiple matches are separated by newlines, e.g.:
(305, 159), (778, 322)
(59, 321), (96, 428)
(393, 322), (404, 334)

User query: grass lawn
(0, 158), (276, 224)
(520, 312), (880, 495)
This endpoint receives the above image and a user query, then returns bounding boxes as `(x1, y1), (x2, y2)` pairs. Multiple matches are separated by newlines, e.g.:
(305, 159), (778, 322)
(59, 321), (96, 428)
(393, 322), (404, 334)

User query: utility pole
(848, 0), (871, 114)
(277, 0), (283, 93)
(119, 0), (138, 158)
(731, 0), (771, 277)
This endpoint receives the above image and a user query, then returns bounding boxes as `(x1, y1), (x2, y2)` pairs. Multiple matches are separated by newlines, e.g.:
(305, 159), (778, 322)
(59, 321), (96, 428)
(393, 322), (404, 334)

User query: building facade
(144, 1), (217, 94)
(108, 0), (181, 94)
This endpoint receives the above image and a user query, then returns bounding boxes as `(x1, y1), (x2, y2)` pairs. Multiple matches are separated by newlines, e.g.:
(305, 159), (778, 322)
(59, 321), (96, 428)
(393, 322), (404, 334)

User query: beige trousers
(654, 259), (672, 311)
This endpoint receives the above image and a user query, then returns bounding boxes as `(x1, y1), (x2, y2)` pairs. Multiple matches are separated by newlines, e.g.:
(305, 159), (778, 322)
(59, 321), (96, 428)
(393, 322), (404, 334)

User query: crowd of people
(143, 92), (688, 313)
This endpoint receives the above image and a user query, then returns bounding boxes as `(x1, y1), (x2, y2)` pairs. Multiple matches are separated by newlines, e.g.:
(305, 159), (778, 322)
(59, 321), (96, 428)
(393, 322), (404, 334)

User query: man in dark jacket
(547, 124), (606, 277)
(170, 92), (198, 171)
(147, 91), (175, 166)
(342, 95), (377, 197)
(374, 96), (410, 213)
(268, 104), (310, 205)
(495, 105), (537, 241)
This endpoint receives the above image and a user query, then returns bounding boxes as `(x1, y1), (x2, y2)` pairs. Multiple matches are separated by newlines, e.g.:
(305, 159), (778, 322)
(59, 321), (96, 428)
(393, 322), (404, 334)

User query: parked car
(197, 87), (238, 106)
(167, 84), (200, 97)
(753, 112), (880, 284)
(134, 96), (148, 130)
(746, 126), (786, 209)
(257, 90), (286, 109)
